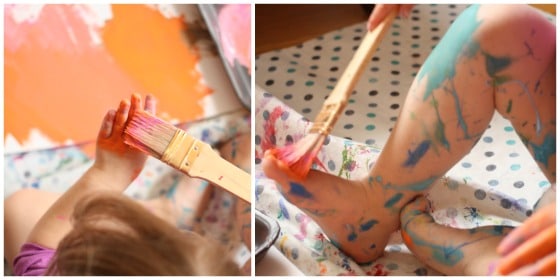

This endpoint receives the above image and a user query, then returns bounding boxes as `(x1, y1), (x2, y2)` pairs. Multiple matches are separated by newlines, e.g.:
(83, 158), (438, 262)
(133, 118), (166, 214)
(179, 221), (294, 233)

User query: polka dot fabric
(255, 4), (554, 276)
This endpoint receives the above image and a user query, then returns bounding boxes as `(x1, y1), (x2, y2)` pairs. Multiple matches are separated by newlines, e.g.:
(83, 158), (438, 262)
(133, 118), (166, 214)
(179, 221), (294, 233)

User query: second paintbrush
(124, 110), (251, 204)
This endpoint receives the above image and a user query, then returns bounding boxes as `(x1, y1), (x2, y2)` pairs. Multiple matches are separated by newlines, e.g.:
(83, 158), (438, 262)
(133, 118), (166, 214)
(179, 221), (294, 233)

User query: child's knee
(5, 189), (40, 214)
(475, 5), (555, 42)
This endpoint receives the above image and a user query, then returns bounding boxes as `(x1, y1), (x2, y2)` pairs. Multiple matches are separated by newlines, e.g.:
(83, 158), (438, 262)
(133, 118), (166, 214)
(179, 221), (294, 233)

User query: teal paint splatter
(529, 133), (556, 168)
(403, 217), (464, 266)
(359, 219), (379, 232)
(506, 99), (513, 114)
(449, 84), (471, 139)
(165, 176), (180, 201)
(384, 193), (404, 208)
(485, 54), (512, 76)
(384, 177), (437, 192)
(417, 4), (482, 101)
(431, 97), (450, 150)
(288, 182), (314, 199)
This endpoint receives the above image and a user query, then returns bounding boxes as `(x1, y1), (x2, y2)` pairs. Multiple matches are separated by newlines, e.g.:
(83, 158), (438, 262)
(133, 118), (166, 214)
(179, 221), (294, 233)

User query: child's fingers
(98, 110), (116, 138)
(496, 224), (555, 275)
(508, 253), (556, 276)
(114, 99), (130, 133)
(144, 94), (157, 114)
(127, 93), (142, 123)
(367, 4), (398, 31)
(497, 203), (555, 255)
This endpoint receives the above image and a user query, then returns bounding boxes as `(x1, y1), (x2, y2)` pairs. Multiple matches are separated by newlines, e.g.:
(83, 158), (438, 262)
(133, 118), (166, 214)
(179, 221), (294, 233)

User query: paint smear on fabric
(261, 106), (284, 152)
(5, 4), (210, 155)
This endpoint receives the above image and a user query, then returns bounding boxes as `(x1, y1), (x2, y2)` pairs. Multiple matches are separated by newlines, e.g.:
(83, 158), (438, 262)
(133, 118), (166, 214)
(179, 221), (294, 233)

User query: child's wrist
(85, 165), (128, 192)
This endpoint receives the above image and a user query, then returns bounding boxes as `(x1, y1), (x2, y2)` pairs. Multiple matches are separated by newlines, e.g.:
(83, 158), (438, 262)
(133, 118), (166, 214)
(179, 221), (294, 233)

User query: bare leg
(400, 196), (513, 276)
(263, 4), (555, 263)
(4, 189), (60, 267)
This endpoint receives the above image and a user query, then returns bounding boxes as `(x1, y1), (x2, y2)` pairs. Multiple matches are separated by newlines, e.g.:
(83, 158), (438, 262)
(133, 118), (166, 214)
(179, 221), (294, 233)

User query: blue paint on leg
(417, 4), (482, 101)
(529, 133), (556, 168)
(385, 177), (437, 192)
(403, 140), (431, 167)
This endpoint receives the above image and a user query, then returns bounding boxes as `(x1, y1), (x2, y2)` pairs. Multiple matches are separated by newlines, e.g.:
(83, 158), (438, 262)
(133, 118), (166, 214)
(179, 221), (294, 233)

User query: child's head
(46, 192), (240, 276)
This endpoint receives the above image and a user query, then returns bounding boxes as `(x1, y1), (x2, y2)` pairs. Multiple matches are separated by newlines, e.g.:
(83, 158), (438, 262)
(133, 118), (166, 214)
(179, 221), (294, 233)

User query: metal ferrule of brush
(161, 129), (202, 173)
(309, 101), (346, 135)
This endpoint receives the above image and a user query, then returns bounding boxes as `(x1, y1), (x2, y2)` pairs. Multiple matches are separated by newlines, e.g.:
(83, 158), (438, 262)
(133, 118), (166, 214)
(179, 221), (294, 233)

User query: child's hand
(367, 4), (415, 31)
(92, 94), (157, 190)
(495, 202), (556, 275)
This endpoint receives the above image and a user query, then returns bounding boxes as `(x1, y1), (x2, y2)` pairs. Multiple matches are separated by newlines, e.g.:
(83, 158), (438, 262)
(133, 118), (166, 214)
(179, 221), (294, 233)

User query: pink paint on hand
(55, 214), (67, 221)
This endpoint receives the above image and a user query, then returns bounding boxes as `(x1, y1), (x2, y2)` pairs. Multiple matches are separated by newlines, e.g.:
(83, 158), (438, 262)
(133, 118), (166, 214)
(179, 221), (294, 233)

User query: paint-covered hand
(92, 94), (157, 190)
(367, 4), (415, 31)
(495, 202), (556, 276)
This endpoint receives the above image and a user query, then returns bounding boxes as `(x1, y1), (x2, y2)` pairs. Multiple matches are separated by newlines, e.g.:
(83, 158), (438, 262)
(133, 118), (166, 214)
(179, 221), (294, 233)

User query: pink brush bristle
(124, 111), (176, 158)
(268, 134), (327, 181)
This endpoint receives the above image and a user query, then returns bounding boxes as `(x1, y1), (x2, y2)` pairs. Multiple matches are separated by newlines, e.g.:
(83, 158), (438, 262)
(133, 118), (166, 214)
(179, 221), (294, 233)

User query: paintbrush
(124, 110), (251, 204)
(264, 8), (398, 182)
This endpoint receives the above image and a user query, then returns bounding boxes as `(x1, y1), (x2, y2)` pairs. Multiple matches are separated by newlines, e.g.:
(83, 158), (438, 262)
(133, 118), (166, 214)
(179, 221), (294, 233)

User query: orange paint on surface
(5, 4), (211, 156)
(101, 4), (211, 123)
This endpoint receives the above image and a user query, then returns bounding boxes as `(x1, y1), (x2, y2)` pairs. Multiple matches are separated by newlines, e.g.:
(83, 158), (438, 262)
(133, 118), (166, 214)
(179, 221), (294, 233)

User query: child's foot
(262, 152), (410, 263)
(400, 196), (513, 276)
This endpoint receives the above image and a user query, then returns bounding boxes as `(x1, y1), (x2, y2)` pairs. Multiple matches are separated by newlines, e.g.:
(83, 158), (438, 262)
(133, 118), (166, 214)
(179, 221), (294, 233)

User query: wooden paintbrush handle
(188, 144), (252, 204)
(326, 8), (398, 104)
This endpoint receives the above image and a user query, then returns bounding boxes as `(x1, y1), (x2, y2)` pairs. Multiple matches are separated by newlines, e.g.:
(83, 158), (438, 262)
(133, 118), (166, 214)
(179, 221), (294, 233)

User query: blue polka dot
(539, 181), (550, 188)
(504, 126), (514, 132)
(328, 160), (336, 171)
(291, 248), (299, 259)
(488, 179), (499, 187)
(483, 136), (493, 143)
(461, 162), (472, 168)
(510, 164), (521, 171)
(506, 139), (516, 145)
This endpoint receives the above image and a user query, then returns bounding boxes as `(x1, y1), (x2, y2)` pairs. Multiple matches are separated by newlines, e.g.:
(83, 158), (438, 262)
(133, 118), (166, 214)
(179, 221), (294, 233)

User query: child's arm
(26, 94), (156, 249)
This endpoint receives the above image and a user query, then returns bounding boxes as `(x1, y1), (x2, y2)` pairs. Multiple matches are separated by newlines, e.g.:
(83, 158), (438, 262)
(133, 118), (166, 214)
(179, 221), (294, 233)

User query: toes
(144, 94), (157, 114)
(400, 195), (433, 224)
(262, 151), (287, 183)
(114, 99), (130, 133)
(98, 110), (116, 138)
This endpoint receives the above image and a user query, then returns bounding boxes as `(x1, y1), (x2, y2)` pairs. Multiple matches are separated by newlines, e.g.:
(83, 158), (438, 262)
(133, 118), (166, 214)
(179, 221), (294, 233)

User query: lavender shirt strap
(13, 243), (56, 276)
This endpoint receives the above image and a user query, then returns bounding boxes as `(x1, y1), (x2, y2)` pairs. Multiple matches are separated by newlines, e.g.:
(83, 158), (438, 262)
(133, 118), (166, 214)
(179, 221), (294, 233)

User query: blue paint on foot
(288, 182), (314, 199)
(347, 232), (357, 242)
(360, 219), (379, 232)
(384, 193), (404, 208)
